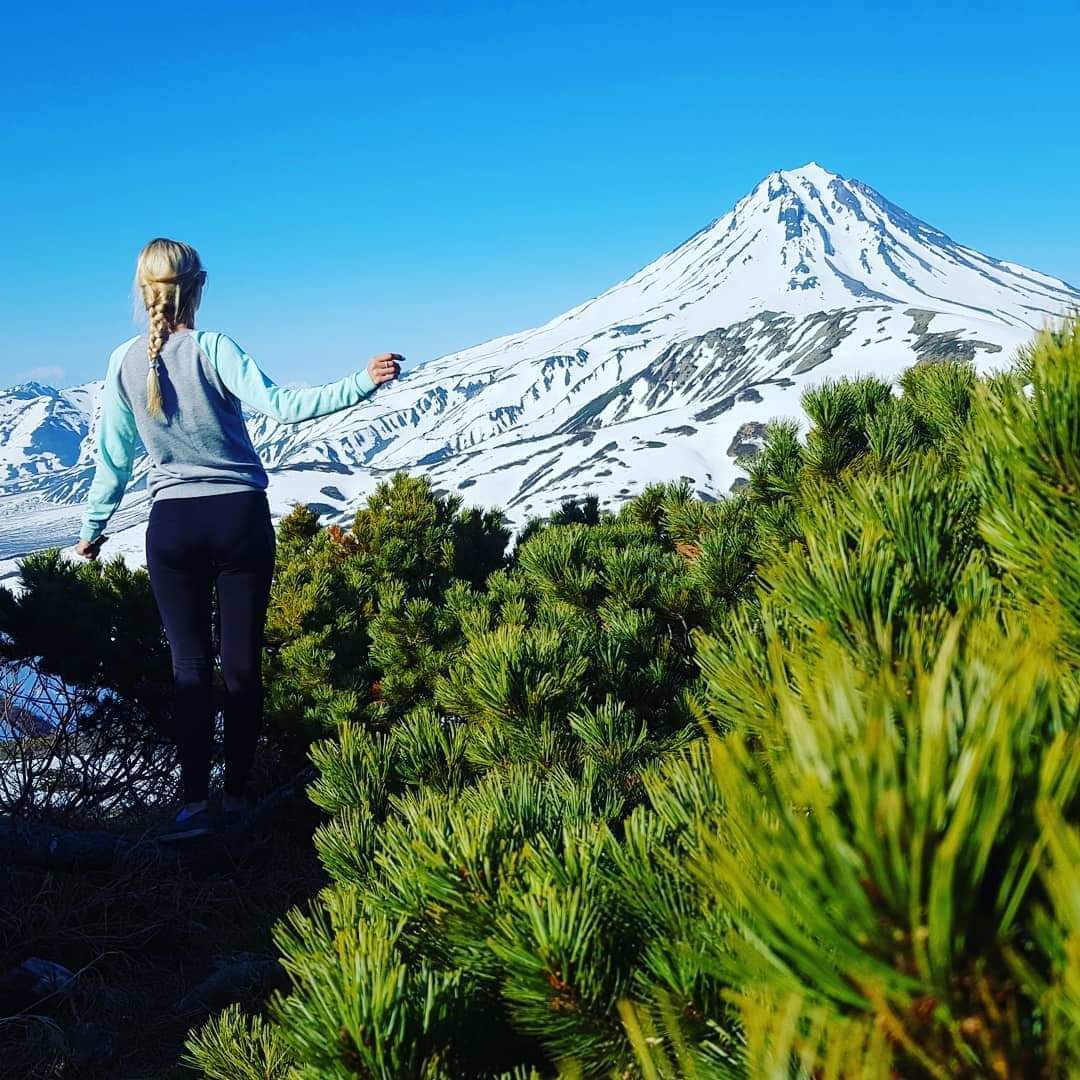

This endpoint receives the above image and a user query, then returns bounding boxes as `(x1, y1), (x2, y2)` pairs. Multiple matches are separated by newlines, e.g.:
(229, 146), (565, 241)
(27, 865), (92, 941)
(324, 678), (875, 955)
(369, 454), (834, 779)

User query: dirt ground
(0, 794), (325, 1079)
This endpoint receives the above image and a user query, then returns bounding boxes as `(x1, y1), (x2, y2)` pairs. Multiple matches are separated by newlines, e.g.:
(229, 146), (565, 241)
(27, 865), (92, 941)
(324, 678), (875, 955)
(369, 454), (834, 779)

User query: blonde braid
(133, 238), (206, 421)
(144, 284), (174, 419)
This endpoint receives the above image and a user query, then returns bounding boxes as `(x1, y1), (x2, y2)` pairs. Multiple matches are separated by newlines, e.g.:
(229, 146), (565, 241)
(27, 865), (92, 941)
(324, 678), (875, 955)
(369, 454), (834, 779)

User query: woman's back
(114, 329), (266, 502)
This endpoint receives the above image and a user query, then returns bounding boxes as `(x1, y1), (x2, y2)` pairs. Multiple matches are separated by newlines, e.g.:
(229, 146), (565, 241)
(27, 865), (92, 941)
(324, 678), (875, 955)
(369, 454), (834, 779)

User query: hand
(75, 536), (106, 560)
(368, 353), (402, 387)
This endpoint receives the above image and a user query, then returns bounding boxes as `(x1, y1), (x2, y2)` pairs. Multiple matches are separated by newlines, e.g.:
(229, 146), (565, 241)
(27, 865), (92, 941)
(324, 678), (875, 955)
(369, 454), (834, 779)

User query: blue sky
(2, 0), (1078, 389)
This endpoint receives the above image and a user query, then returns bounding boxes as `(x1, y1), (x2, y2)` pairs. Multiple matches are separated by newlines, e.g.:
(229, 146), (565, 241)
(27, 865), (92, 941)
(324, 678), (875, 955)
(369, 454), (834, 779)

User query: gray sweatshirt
(80, 330), (377, 541)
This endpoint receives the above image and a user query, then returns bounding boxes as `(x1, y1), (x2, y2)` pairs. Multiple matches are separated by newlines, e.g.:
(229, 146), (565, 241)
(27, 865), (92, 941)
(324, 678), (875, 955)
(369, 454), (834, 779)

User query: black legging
(146, 489), (276, 802)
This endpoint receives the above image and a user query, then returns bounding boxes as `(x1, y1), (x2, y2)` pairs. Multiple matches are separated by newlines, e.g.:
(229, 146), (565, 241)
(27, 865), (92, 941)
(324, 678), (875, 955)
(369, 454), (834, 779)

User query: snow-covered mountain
(0, 162), (1077, 574)
(0, 382), (96, 482)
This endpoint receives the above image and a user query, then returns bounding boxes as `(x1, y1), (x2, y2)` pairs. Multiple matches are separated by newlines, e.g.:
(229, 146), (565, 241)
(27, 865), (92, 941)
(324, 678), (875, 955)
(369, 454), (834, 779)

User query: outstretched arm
(196, 332), (400, 423)
(78, 343), (140, 554)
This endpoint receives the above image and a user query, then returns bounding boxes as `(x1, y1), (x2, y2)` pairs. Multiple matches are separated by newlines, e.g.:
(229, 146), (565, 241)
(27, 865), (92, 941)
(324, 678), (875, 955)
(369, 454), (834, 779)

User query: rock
(20, 958), (76, 996)
(175, 955), (286, 1018)
(726, 422), (768, 462)
(0, 958), (75, 1015)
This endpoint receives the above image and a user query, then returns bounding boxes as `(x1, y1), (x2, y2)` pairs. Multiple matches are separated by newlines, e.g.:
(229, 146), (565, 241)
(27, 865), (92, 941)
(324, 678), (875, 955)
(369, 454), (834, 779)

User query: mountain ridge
(0, 162), (1076, 574)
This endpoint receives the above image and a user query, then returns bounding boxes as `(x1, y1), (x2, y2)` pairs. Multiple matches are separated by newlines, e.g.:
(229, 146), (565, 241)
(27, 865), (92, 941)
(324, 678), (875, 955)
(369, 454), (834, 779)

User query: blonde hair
(134, 238), (205, 419)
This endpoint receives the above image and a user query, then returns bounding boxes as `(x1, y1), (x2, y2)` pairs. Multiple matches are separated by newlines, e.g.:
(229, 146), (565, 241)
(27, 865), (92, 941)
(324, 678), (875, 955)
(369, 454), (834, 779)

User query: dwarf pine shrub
(172, 324), (1080, 1076)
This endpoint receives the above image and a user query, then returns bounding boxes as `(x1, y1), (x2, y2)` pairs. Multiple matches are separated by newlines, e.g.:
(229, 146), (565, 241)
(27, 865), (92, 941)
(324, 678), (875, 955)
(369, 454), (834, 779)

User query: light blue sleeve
(195, 331), (378, 423)
(80, 339), (140, 543)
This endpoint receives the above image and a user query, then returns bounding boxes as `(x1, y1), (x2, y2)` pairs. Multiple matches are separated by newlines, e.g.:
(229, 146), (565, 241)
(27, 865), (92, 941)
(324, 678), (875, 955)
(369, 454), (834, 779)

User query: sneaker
(155, 805), (215, 842)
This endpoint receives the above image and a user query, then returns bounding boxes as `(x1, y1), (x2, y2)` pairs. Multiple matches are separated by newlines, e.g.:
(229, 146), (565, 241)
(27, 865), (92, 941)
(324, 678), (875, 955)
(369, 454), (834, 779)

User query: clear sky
(2, 0), (1077, 390)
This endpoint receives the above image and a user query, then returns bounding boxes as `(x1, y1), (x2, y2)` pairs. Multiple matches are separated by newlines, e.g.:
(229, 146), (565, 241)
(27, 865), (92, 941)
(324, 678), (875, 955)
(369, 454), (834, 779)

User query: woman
(77, 238), (400, 839)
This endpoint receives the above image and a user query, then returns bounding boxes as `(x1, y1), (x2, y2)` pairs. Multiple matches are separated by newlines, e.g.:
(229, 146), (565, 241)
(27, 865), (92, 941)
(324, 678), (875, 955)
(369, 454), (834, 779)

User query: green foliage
(0, 550), (177, 777)
(801, 375), (893, 480)
(183, 1004), (294, 1080)
(55, 321), (1080, 1077)
(271, 903), (472, 1079)
(969, 319), (1080, 663)
(0, 549), (171, 721)
(1022, 802), (1080, 1074)
(694, 622), (1077, 1076)
(234, 472), (756, 1078)
(263, 474), (510, 745)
